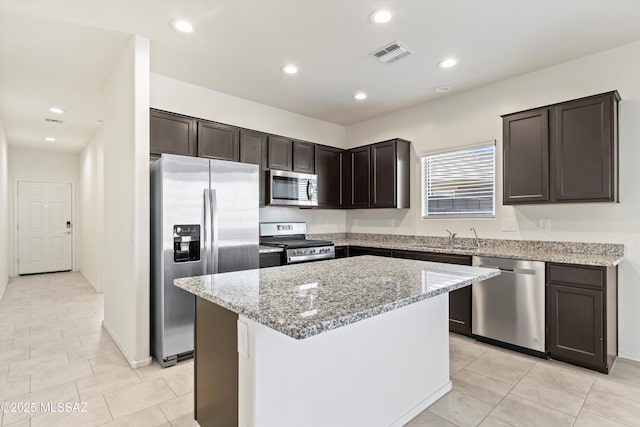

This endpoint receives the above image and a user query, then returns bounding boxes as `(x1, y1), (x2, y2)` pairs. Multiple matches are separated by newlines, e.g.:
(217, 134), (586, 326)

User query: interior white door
(17, 181), (72, 274)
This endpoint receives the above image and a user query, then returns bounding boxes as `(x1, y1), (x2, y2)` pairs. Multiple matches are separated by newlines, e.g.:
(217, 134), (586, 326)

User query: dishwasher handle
(479, 265), (537, 275)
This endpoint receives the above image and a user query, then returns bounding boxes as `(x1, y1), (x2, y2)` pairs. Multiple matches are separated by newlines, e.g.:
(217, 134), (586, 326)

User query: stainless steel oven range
(260, 222), (335, 264)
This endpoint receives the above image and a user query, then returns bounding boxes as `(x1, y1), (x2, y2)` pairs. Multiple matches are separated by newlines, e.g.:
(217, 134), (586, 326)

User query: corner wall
(78, 128), (104, 291)
(150, 74), (348, 234)
(345, 40), (640, 361)
(102, 35), (150, 367)
(0, 123), (9, 300)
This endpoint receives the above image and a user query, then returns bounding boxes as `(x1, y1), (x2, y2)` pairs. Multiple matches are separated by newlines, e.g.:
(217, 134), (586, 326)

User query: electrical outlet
(502, 218), (516, 232)
(237, 320), (249, 358)
(538, 218), (551, 233)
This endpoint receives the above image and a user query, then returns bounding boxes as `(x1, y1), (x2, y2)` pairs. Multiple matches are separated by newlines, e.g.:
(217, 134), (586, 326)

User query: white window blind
(421, 143), (495, 218)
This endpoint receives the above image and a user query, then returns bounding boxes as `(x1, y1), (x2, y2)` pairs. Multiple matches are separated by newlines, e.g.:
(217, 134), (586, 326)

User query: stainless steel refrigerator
(150, 154), (259, 367)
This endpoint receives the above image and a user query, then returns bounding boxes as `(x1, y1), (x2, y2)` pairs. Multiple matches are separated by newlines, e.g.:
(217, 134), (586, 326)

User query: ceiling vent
(45, 118), (64, 124)
(370, 41), (413, 64)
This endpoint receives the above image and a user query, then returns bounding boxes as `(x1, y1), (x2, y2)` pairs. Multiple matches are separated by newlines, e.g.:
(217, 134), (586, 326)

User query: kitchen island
(175, 255), (499, 427)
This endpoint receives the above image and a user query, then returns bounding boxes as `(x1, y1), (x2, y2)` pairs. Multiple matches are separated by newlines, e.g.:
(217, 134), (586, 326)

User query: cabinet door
(334, 246), (348, 258)
(197, 121), (239, 161)
(315, 145), (343, 208)
(240, 130), (267, 205)
(259, 252), (283, 268)
(371, 140), (397, 208)
(150, 110), (196, 156)
(553, 93), (615, 202)
(503, 108), (550, 204)
(293, 140), (315, 174)
(548, 284), (604, 370)
(344, 146), (371, 208)
(348, 246), (393, 257)
(268, 136), (293, 170)
(393, 250), (472, 335)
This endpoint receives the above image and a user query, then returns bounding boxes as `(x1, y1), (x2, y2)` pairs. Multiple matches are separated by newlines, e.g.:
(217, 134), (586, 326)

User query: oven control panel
(286, 246), (335, 264)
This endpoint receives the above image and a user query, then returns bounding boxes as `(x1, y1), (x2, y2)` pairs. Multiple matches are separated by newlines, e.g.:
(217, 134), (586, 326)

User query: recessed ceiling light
(438, 58), (458, 68)
(354, 92), (368, 100)
(45, 137), (56, 142)
(282, 64), (299, 74)
(171, 19), (194, 33)
(434, 85), (452, 93)
(49, 107), (64, 114)
(370, 9), (392, 24)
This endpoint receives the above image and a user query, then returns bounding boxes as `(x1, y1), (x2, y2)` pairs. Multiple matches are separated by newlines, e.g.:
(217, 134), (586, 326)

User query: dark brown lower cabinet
(393, 250), (473, 336)
(348, 246), (393, 257)
(259, 252), (283, 268)
(334, 246), (348, 258)
(547, 263), (617, 373)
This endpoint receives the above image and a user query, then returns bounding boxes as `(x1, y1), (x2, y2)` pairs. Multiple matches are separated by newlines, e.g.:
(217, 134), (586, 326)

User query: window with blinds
(421, 143), (495, 218)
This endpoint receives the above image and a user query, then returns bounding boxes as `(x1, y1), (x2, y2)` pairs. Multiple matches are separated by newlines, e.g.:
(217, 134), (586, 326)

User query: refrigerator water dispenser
(173, 225), (200, 263)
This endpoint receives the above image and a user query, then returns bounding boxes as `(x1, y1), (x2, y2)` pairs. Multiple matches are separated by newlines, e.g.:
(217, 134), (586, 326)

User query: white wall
(78, 128), (104, 291)
(0, 123), (9, 300)
(346, 40), (640, 361)
(102, 35), (150, 367)
(150, 74), (348, 233)
(7, 146), (80, 277)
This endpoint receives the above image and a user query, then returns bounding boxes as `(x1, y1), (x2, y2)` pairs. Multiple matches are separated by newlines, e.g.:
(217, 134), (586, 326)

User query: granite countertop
(326, 238), (623, 267)
(175, 256), (499, 340)
(259, 245), (283, 254)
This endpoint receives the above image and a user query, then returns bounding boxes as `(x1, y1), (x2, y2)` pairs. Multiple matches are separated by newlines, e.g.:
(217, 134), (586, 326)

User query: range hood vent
(370, 41), (413, 64)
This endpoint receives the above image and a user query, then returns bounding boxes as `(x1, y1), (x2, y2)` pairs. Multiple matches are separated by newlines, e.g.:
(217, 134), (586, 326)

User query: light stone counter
(175, 255), (499, 340)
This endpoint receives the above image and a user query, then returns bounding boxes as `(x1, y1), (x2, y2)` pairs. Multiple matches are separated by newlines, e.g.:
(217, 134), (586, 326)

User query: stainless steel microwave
(268, 169), (318, 207)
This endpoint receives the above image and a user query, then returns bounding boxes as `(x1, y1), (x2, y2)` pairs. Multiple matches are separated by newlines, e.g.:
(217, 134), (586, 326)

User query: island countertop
(174, 255), (499, 340)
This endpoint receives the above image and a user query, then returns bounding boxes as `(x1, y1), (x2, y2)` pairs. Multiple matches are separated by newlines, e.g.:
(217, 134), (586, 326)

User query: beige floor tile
(2, 381), (79, 425)
(162, 366), (194, 396)
(0, 419), (29, 427)
(592, 375), (640, 403)
(28, 319), (75, 335)
(30, 360), (93, 392)
(78, 329), (113, 347)
(76, 366), (142, 400)
(30, 396), (113, 427)
(527, 360), (596, 394)
(490, 395), (575, 427)
(452, 369), (513, 406)
(451, 335), (491, 360)
(465, 349), (535, 385)
(582, 388), (640, 426)
(89, 352), (131, 375)
(510, 374), (587, 416)
(8, 351), (68, 378)
(104, 378), (176, 419)
(28, 336), (84, 359)
(406, 410), (458, 426)
(574, 410), (629, 427)
(12, 329), (62, 348)
(100, 405), (171, 427)
(67, 340), (120, 362)
(61, 323), (103, 339)
(0, 348), (29, 365)
(0, 363), (8, 379)
(0, 375), (30, 400)
(450, 353), (474, 376)
(159, 392), (195, 427)
(428, 390), (494, 427)
(478, 416), (513, 426)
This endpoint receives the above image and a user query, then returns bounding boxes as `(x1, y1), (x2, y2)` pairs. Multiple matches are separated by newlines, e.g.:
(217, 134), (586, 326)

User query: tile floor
(1, 272), (639, 427)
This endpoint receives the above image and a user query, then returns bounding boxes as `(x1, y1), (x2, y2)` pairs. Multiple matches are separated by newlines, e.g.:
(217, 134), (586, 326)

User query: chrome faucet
(445, 229), (457, 246)
(470, 227), (480, 249)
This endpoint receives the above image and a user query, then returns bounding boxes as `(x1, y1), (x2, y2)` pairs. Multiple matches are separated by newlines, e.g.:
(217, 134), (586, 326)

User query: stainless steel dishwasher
(472, 256), (546, 356)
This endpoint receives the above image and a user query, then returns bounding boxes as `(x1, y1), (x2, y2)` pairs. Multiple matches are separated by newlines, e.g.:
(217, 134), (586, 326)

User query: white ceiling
(1, 0), (640, 152)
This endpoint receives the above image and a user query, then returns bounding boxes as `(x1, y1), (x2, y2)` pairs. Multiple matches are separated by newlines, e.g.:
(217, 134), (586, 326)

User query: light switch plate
(237, 320), (249, 358)
(502, 218), (516, 232)
(539, 218), (551, 233)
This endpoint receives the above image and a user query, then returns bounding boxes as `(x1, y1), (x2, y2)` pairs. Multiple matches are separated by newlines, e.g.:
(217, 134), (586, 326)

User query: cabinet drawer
(348, 246), (393, 257)
(393, 250), (471, 266)
(548, 263), (605, 289)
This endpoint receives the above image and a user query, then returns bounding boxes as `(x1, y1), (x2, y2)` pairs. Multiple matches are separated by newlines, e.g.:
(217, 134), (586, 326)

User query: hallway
(0, 272), (195, 426)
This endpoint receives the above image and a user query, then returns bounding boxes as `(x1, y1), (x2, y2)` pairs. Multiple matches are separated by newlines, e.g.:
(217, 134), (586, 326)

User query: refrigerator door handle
(203, 189), (212, 275)
(210, 189), (219, 274)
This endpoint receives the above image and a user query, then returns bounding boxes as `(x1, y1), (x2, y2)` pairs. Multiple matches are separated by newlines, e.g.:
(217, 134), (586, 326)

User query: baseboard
(389, 381), (453, 427)
(102, 321), (152, 369)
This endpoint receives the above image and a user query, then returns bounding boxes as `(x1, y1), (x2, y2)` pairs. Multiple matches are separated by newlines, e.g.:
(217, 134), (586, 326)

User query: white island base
(238, 293), (451, 427)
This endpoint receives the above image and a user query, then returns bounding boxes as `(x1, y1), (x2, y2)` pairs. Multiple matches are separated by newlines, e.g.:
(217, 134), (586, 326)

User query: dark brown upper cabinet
(197, 121), (240, 162)
(239, 129), (268, 206)
(503, 108), (550, 204)
(344, 146), (371, 208)
(150, 109), (197, 157)
(502, 91), (620, 205)
(547, 263), (617, 373)
(315, 145), (343, 208)
(267, 136), (293, 171)
(371, 139), (410, 208)
(293, 140), (315, 174)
